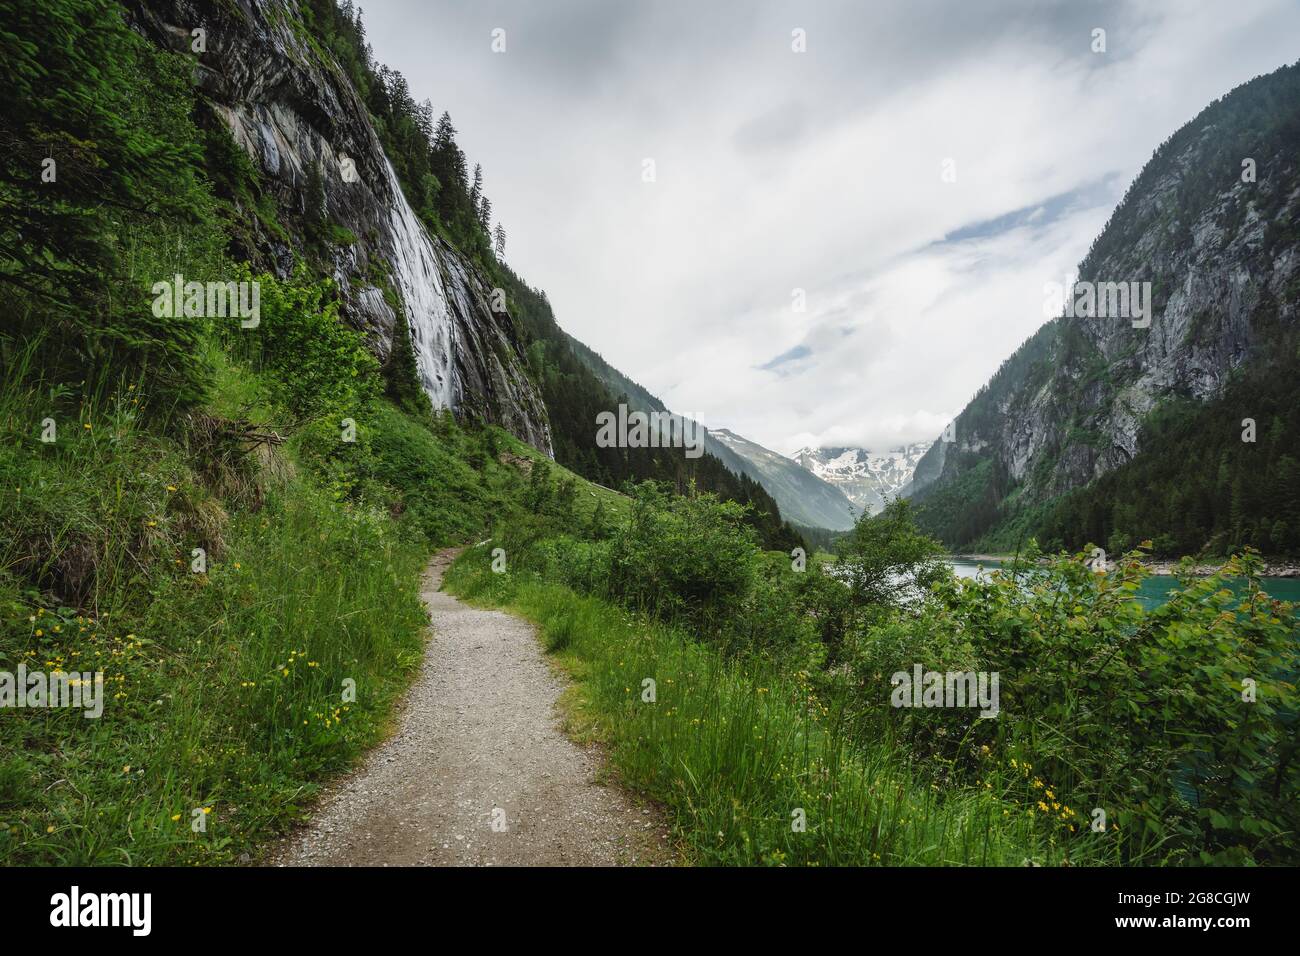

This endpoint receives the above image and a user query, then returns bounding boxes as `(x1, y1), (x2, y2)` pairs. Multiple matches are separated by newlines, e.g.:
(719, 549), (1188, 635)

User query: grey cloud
(360, 0), (1300, 452)
(733, 102), (808, 153)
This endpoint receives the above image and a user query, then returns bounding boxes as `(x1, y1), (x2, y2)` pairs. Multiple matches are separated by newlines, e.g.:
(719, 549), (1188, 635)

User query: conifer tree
(470, 163), (483, 215)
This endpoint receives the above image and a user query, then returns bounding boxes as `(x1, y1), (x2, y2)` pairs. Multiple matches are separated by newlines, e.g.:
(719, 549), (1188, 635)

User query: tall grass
(446, 546), (1118, 866)
(0, 361), (428, 864)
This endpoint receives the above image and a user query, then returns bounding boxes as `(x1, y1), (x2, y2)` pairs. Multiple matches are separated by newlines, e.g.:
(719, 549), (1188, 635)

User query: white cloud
(363, 0), (1300, 454)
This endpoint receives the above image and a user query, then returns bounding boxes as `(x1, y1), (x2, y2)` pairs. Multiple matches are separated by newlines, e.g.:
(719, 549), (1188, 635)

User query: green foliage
(836, 499), (947, 616)
(221, 266), (380, 420)
(380, 294), (434, 419)
(913, 458), (1004, 548)
(0, 0), (208, 306)
(295, 402), (527, 547)
(603, 483), (760, 631)
(0, 0), (217, 407)
(838, 546), (1299, 863)
(199, 121), (289, 257)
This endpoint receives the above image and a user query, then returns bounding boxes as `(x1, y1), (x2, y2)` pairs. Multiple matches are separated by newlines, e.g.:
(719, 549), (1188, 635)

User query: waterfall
(381, 158), (456, 410)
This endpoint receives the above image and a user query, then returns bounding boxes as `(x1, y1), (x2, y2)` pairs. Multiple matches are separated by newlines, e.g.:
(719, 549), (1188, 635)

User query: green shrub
(604, 483), (759, 631)
(221, 266), (379, 420)
(842, 546), (1299, 863)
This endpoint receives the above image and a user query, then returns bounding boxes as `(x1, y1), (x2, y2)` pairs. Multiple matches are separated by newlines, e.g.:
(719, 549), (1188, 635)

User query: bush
(842, 546), (1299, 863)
(604, 483), (759, 631)
(222, 266), (379, 421)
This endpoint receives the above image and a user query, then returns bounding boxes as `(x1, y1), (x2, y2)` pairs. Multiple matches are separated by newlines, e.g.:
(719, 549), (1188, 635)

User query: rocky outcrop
(912, 62), (1300, 512)
(128, 0), (553, 455)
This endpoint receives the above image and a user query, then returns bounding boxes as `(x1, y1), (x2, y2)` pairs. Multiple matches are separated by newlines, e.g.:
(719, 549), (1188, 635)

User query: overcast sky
(361, 0), (1299, 455)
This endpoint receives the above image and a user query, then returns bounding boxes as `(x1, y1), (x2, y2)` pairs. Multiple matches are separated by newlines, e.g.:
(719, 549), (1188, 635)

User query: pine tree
(493, 222), (506, 258)
(588, 499), (609, 539)
(416, 99), (434, 141)
(0, 0), (207, 309)
(1, 0), (214, 404)
(433, 111), (456, 151)
(448, 147), (467, 191)
(387, 70), (411, 114)
(526, 461), (551, 511)
(470, 163), (483, 214)
(478, 195), (492, 232)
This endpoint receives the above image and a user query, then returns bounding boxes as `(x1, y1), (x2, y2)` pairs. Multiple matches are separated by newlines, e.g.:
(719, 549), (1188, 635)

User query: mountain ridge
(910, 60), (1300, 555)
(708, 429), (858, 531)
(567, 341), (858, 530)
(793, 443), (932, 514)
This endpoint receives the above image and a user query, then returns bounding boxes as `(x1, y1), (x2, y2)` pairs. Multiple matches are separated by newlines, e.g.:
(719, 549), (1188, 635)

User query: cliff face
(911, 62), (1300, 532)
(129, 0), (553, 454)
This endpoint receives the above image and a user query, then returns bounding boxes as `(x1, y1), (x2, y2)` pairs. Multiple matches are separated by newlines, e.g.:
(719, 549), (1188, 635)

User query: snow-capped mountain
(709, 429), (858, 531)
(792, 443), (933, 514)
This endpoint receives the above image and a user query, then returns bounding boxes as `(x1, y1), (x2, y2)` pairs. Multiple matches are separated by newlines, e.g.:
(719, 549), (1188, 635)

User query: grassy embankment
(444, 549), (1116, 867)
(443, 482), (1297, 867)
(0, 336), (561, 864)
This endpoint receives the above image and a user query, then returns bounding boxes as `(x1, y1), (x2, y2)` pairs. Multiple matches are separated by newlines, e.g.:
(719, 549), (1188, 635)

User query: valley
(1, 0), (1296, 884)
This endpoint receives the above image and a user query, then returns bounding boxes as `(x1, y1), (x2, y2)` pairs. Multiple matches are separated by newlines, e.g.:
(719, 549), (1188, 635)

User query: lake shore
(949, 553), (1300, 578)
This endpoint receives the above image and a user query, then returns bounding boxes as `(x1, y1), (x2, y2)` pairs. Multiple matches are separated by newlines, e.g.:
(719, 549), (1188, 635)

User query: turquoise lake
(947, 559), (1300, 609)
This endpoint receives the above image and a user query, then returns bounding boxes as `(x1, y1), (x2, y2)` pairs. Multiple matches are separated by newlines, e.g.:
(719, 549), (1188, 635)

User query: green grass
(0, 361), (436, 864)
(0, 315), (642, 865)
(445, 545), (1118, 867)
(488, 429), (633, 525)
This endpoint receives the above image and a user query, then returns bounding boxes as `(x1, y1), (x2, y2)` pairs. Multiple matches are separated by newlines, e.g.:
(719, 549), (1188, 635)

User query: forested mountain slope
(911, 61), (1300, 557)
(566, 338), (856, 530)
(123, 0), (805, 548)
(127, 0), (554, 452)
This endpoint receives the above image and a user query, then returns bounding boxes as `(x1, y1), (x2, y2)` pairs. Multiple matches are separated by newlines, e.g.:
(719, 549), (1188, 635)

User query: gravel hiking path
(270, 548), (671, 867)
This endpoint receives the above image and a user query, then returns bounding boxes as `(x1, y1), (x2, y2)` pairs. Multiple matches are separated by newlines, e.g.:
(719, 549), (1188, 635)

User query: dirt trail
(270, 548), (669, 866)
